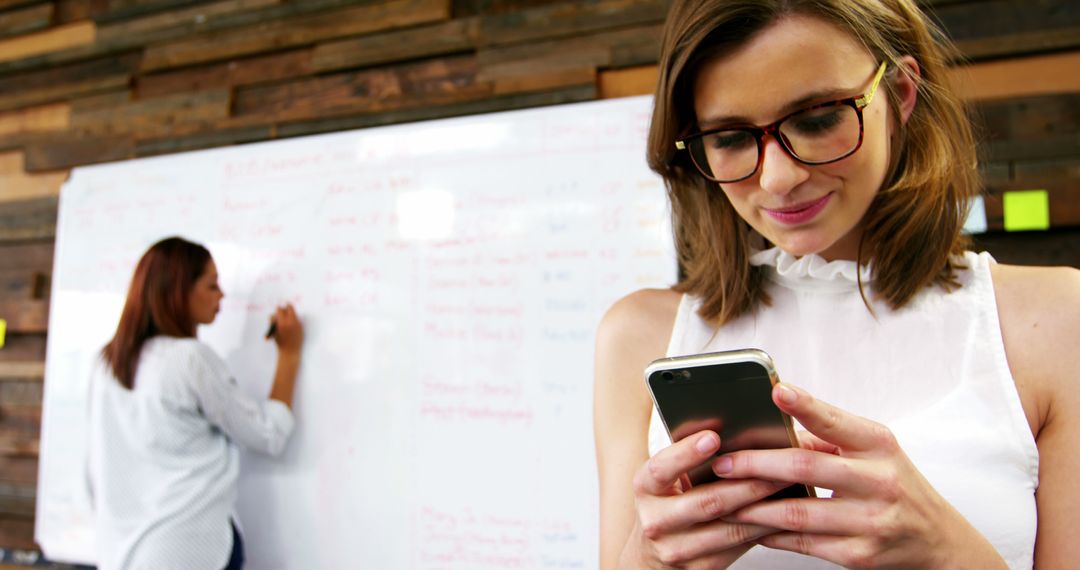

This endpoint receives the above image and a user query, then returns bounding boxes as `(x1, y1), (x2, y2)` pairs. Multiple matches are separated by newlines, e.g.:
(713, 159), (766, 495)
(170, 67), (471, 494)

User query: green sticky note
(1003, 190), (1050, 232)
(0, 319), (6, 349)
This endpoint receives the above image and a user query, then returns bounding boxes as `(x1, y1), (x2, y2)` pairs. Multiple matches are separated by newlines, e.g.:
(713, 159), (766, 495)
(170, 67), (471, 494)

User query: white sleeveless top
(649, 248), (1038, 568)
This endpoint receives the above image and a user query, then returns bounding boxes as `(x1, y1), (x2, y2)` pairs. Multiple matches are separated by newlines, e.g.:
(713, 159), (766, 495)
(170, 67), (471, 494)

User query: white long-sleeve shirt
(87, 336), (295, 570)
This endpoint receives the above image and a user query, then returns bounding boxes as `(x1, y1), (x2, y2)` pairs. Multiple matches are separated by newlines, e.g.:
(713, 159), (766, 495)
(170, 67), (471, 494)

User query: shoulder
(152, 337), (229, 377)
(989, 263), (1080, 361)
(596, 288), (684, 354)
(155, 336), (214, 359)
(595, 288), (683, 394)
(594, 288), (683, 435)
(989, 263), (1080, 430)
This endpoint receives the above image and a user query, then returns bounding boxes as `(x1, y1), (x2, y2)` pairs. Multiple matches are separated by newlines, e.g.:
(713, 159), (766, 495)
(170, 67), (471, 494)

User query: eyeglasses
(675, 62), (888, 183)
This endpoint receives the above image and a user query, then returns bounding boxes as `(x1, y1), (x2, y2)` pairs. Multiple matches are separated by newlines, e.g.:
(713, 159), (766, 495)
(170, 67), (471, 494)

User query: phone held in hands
(645, 348), (815, 499)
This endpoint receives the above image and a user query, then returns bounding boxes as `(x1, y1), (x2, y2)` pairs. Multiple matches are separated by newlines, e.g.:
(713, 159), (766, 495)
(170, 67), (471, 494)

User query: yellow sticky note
(0, 319), (6, 349)
(1003, 190), (1050, 232)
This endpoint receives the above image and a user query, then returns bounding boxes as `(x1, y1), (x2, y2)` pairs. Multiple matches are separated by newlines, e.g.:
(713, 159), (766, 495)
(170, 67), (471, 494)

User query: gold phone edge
(644, 348), (817, 499)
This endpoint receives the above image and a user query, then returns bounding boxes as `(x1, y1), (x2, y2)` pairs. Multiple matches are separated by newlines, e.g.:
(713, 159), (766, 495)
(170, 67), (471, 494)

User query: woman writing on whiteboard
(87, 236), (303, 570)
(594, 0), (1078, 568)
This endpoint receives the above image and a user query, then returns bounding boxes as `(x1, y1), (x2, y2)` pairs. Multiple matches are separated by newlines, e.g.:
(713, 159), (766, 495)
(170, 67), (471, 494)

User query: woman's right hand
(270, 303), (303, 355)
(623, 429), (787, 568)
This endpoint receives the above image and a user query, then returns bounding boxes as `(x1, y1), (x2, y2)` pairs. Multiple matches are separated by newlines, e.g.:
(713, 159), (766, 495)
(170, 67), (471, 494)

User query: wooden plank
(0, 334), (47, 363)
(0, 269), (49, 300)
(276, 81), (596, 138)
(598, 64), (655, 99)
(980, 176), (1080, 230)
(955, 25), (1080, 61)
(601, 54), (1080, 104)
(0, 434), (38, 458)
(978, 161), (1011, 188)
(985, 134), (1080, 163)
(0, 363), (44, 382)
(0, 240), (52, 272)
(0, 3), (52, 39)
(0, 482), (36, 517)
(68, 88), (133, 113)
(70, 88), (231, 138)
(0, 0), (46, 11)
(0, 383), (42, 406)
(95, 0), (283, 46)
(477, 24), (662, 92)
(0, 197), (56, 242)
(0, 0), (283, 72)
(454, 0), (566, 17)
(477, 24), (663, 72)
(477, 0), (669, 47)
(975, 92), (1080, 146)
(0, 21), (96, 65)
(1013, 157), (1080, 182)
(0, 405), (41, 433)
(0, 103), (70, 137)
(311, 17), (479, 73)
(0, 152), (68, 204)
(136, 48), (313, 98)
(972, 227), (1080, 268)
(928, 0), (1080, 60)
(0, 300), (48, 333)
(55, 0), (112, 24)
(0, 456), (37, 486)
(916, 0), (980, 6)
(489, 67), (595, 96)
(949, 51), (1080, 101)
(0, 0), (376, 73)
(23, 134), (134, 171)
(0, 54), (139, 112)
(232, 54), (490, 125)
(135, 124), (273, 157)
(0, 487), (35, 528)
(101, 0), (249, 22)
(141, 0), (452, 72)
(0, 517), (36, 550)
(0, 150), (23, 175)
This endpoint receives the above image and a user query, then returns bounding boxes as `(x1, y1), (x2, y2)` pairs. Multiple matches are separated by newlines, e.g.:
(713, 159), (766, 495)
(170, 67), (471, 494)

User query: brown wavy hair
(102, 237), (211, 389)
(648, 0), (978, 324)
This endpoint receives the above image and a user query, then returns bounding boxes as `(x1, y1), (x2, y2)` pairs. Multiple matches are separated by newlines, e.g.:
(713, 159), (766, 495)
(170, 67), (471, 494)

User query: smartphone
(646, 348), (814, 499)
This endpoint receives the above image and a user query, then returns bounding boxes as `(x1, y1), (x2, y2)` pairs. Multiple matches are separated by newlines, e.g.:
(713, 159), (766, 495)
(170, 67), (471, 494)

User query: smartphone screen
(646, 350), (812, 498)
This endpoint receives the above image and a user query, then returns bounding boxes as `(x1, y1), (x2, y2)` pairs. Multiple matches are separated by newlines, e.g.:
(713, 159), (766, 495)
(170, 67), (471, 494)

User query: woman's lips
(763, 193), (833, 225)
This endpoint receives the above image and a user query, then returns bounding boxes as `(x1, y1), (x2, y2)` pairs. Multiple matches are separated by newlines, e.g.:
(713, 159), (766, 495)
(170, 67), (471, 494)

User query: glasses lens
(779, 104), (861, 163)
(688, 130), (758, 182)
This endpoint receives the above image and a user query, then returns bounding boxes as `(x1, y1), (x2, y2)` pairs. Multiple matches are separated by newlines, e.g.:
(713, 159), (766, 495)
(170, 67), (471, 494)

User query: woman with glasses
(594, 1), (1078, 568)
(88, 237), (303, 569)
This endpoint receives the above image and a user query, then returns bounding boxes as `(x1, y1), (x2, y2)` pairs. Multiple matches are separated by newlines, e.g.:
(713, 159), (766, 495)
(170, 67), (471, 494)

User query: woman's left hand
(717, 383), (1007, 569)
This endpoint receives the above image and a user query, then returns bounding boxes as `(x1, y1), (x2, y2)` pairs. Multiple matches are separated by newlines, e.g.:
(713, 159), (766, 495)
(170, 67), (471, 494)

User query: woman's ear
(894, 55), (920, 126)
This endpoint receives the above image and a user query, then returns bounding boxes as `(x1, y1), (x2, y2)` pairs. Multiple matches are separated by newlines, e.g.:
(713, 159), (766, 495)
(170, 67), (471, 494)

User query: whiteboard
(36, 95), (675, 568)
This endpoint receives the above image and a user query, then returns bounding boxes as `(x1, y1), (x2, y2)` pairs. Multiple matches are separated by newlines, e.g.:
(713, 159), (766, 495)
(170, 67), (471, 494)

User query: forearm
(932, 511), (1009, 570)
(269, 351), (300, 408)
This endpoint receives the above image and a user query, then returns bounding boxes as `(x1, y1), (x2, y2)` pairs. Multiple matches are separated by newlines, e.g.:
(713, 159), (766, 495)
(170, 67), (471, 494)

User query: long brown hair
(648, 0), (978, 324)
(102, 237), (211, 389)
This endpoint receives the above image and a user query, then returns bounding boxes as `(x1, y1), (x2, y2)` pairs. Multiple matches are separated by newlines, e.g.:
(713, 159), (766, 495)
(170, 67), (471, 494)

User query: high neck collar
(749, 247), (871, 291)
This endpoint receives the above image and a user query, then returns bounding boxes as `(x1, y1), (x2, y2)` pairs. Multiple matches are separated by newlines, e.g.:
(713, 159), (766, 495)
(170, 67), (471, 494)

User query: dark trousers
(223, 521), (244, 570)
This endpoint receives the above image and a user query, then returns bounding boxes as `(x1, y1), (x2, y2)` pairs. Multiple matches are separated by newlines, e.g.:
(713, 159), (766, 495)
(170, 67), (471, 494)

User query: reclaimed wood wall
(0, 0), (1076, 557)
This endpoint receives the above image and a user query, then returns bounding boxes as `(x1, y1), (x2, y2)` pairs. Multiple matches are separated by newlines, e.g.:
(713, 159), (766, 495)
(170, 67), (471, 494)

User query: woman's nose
(757, 137), (810, 196)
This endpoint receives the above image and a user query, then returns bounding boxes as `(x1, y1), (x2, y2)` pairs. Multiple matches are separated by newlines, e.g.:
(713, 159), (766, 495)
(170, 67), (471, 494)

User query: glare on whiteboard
(355, 122), (511, 162)
(397, 189), (455, 240)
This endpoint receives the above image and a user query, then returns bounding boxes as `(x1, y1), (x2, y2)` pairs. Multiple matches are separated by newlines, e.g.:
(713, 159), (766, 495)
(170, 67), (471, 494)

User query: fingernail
(695, 432), (718, 454)
(714, 456), (733, 475)
(777, 384), (797, 405)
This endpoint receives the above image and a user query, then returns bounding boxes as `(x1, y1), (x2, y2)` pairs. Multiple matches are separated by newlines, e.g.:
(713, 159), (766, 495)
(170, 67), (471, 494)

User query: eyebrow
(696, 86), (854, 130)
